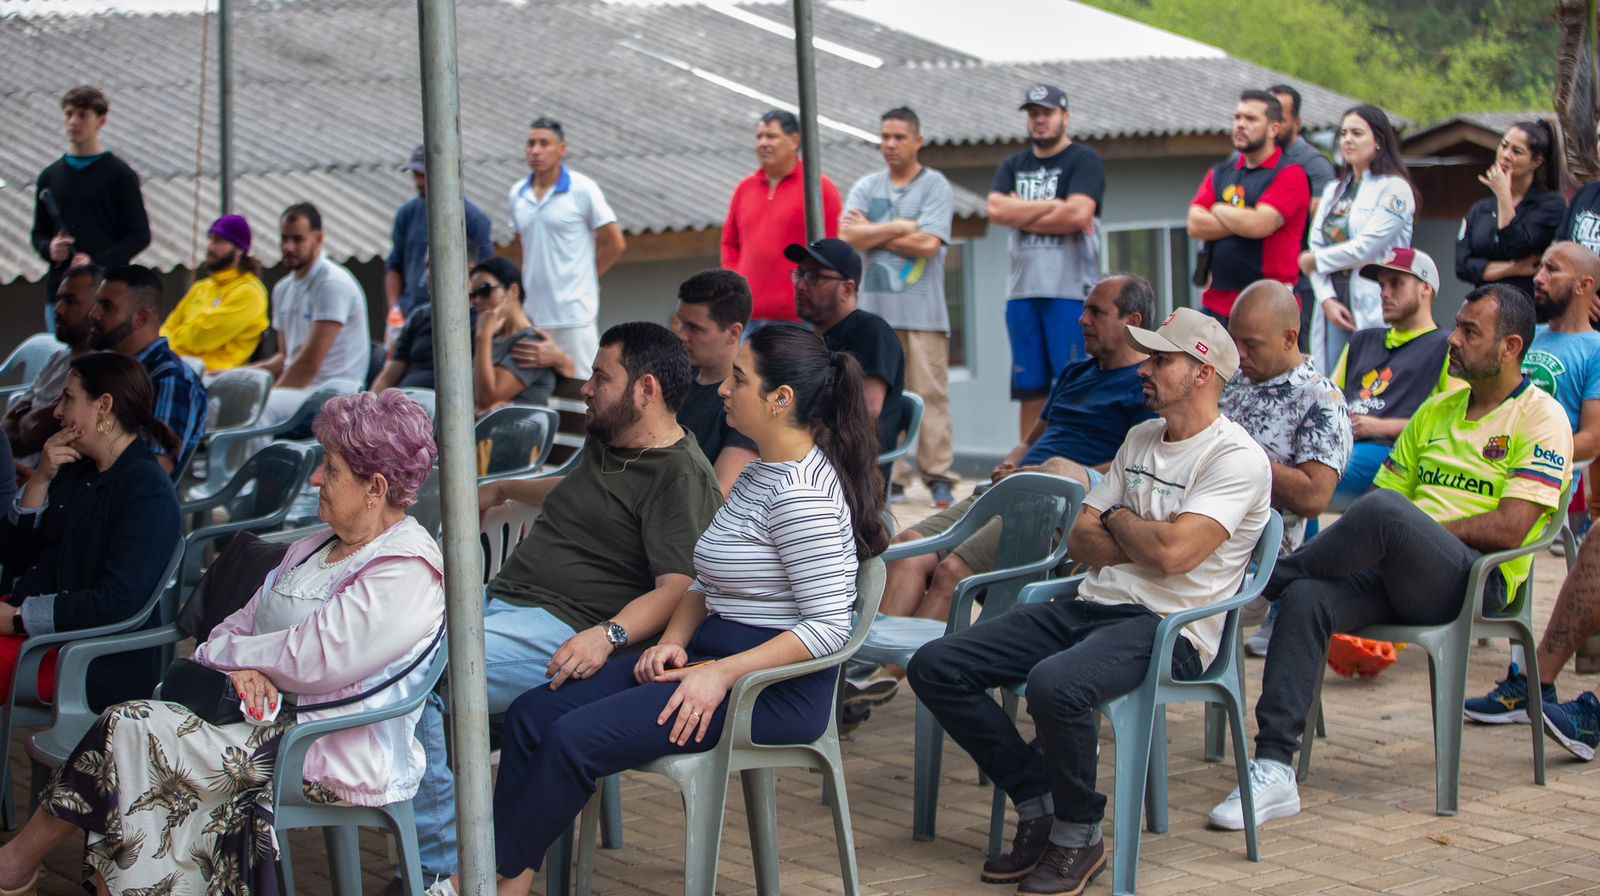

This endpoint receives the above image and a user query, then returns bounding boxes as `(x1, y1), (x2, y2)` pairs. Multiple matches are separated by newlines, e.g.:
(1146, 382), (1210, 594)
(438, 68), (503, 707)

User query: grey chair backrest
(206, 367), (273, 432)
(476, 405), (559, 482)
(875, 391), (925, 467)
(400, 387), (438, 423)
(409, 467), (443, 538)
(0, 334), (65, 388)
(975, 473), (1083, 624)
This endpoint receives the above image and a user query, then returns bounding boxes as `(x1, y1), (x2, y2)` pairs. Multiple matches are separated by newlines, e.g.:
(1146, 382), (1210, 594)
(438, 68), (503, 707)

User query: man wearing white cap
(908, 308), (1270, 896)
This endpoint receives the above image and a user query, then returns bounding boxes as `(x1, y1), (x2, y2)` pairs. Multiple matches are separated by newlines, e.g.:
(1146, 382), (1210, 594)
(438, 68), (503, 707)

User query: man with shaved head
(1523, 241), (1600, 463)
(1222, 280), (1351, 554)
(1220, 280), (1351, 655)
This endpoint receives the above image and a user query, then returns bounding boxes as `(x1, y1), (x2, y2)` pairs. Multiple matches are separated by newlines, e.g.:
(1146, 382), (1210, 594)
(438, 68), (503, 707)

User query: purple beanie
(208, 214), (252, 253)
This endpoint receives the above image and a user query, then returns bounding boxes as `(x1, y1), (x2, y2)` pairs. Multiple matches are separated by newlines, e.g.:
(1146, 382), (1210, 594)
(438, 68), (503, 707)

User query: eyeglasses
(468, 284), (498, 300)
(790, 269), (847, 286)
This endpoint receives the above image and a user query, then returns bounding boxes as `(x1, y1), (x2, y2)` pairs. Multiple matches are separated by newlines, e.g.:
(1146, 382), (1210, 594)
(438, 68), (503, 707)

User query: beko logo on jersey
(1418, 465), (1496, 495)
(1533, 444), (1567, 467)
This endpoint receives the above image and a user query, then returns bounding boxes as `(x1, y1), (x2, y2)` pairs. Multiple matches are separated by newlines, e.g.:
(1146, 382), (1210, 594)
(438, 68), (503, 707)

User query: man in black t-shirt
(674, 269), (759, 495)
(30, 86), (149, 330)
(789, 238), (906, 458)
(988, 84), (1107, 438)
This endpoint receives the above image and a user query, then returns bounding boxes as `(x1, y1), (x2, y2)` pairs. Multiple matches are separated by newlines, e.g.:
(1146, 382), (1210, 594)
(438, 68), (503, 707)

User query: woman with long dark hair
(0, 351), (181, 711)
(1455, 118), (1569, 299)
(425, 323), (888, 896)
(1303, 104), (1419, 374)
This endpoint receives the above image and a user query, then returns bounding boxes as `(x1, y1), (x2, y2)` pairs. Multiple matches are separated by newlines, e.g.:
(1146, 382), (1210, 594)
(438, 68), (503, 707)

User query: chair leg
(323, 826), (364, 896)
(1105, 699), (1156, 896)
(1225, 696), (1260, 862)
(1145, 709), (1168, 835)
(277, 828), (297, 896)
(600, 774), (625, 849)
(1297, 670), (1327, 783)
(27, 759), (49, 815)
(1427, 651), (1469, 816)
(1518, 628), (1547, 786)
(912, 698), (942, 842)
(389, 803), (426, 896)
(987, 779), (1008, 858)
(679, 763), (731, 896)
(740, 769), (780, 896)
(820, 751), (863, 896)
(575, 794), (601, 896)
(545, 824), (574, 896)
(1203, 703), (1226, 763)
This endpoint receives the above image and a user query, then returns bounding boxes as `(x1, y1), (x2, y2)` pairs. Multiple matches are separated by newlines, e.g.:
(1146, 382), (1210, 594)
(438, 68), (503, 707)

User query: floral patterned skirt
(41, 699), (304, 896)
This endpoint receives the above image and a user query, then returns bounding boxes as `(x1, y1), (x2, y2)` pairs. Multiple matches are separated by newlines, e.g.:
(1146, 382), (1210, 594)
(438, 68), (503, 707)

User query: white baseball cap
(1124, 307), (1240, 380)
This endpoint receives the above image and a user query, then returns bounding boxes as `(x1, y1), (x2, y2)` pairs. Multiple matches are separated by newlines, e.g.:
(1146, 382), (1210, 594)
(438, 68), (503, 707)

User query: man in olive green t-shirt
(408, 322), (721, 882)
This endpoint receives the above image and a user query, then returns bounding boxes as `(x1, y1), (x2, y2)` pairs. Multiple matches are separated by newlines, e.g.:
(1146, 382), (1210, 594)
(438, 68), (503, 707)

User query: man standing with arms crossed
(988, 84), (1106, 439)
(841, 107), (959, 507)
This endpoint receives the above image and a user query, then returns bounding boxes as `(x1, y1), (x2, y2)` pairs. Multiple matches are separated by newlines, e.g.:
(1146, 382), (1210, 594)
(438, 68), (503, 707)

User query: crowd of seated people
(11, 86), (1600, 896)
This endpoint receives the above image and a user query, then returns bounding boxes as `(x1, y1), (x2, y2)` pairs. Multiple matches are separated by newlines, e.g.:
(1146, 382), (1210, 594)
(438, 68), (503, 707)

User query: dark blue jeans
(907, 600), (1200, 826)
(492, 616), (838, 877)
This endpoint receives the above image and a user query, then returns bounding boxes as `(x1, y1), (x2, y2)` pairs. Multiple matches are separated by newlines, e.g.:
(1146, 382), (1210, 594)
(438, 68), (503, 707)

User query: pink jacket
(193, 517), (445, 806)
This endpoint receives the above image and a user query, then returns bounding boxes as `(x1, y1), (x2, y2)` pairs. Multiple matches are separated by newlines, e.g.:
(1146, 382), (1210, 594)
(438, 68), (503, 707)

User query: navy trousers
(492, 616), (838, 877)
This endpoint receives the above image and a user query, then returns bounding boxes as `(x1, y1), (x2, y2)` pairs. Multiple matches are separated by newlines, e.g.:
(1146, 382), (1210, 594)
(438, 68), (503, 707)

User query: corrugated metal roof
(0, 0), (1367, 284)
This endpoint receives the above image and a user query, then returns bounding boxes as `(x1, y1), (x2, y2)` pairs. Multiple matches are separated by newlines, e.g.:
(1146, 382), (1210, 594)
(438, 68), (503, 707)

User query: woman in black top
(1455, 118), (1568, 298)
(0, 352), (181, 710)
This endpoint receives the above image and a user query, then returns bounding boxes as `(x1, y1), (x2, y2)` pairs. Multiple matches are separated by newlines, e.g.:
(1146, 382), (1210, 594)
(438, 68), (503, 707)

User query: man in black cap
(789, 237), (905, 460)
(988, 83), (1107, 439)
(384, 143), (495, 320)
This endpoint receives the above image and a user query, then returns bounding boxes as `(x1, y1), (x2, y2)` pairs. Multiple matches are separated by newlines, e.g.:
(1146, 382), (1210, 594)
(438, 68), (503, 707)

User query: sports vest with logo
(1342, 326), (1450, 434)
(1208, 157), (1288, 293)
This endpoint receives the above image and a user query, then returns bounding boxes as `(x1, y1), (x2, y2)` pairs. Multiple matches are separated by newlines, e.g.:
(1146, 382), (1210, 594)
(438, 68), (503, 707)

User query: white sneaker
(424, 878), (458, 896)
(1207, 758), (1300, 831)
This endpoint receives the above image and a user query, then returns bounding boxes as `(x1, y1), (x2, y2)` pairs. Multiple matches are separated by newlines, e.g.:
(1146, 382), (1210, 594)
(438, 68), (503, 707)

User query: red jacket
(721, 161), (842, 322)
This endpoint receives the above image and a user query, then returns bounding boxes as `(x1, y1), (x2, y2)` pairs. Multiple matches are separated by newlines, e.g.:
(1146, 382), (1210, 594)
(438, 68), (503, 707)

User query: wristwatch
(602, 620), (628, 650)
(11, 611), (25, 636)
(1100, 503), (1126, 527)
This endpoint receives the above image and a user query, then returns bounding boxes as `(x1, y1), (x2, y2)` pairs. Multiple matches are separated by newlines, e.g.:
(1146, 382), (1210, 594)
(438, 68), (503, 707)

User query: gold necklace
(600, 434), (678, 474)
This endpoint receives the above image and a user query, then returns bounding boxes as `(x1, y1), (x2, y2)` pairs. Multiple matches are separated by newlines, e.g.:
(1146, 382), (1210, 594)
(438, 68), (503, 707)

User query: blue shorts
(1007, 297), (1086, 399)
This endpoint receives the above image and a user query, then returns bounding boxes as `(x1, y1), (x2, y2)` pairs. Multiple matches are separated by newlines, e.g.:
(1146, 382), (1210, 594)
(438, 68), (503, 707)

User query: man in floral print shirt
(1222, 280), (1353, 553)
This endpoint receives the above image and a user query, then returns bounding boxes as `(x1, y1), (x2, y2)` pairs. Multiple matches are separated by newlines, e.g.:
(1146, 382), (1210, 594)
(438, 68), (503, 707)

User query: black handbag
(162, 623), (446, 726)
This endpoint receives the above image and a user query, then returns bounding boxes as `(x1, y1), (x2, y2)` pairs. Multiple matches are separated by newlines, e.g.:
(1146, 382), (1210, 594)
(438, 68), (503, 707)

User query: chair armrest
(1016, 574), (1087, 606)
(8, 606), (163, 708)
(51, 624), (185, 724)
(945, 556), (1069, 635)
(723, 644), (852, 751)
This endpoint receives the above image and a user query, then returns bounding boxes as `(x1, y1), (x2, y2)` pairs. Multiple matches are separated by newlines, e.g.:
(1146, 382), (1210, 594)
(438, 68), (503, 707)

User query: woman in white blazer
(1302, 104), (1418, 375)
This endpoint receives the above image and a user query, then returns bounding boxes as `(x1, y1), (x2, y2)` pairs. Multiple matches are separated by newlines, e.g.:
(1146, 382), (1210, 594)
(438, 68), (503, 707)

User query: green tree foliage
(1084, 0), (1557, 122)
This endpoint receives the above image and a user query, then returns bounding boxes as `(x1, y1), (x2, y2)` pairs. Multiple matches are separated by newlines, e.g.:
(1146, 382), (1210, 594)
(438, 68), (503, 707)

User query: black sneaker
(1015, 840), (1106, 896)
(839, 702), (871, 736)
(981, 815), (1053, 884)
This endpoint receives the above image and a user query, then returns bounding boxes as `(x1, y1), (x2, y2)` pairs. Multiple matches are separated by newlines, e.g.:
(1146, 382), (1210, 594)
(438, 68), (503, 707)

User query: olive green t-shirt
(487, 432), (721, 632)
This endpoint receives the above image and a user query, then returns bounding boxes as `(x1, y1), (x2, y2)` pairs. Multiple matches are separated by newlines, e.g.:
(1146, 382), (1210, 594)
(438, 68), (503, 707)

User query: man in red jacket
(721, 109), (842, 327)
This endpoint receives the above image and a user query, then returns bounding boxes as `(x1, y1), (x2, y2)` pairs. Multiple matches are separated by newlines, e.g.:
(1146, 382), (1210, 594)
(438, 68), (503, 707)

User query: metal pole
(416, 2), (494, 894)
(218, 0), (233, 215)
(791, 0), (825, 241)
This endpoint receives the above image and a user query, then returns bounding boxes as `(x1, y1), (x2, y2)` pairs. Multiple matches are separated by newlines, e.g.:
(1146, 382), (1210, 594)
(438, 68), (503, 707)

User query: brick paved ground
(13, 482), (1600, 894)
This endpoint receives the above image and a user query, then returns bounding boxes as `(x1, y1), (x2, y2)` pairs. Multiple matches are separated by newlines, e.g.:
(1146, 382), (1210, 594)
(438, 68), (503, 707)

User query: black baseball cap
(1019, 83), (1068, 111)
(784, 238), (861, 284)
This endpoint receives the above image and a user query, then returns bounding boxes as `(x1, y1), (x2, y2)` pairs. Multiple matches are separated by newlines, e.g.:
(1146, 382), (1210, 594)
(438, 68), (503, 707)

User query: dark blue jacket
(0, 439), (180, 710)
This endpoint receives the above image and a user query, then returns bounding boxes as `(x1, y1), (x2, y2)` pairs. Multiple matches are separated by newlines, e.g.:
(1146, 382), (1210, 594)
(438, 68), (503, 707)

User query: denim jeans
(413, 597), (578, 877)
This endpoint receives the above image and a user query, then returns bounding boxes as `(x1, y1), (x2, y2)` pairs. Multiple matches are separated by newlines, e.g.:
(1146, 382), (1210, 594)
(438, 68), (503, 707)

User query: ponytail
(1512, 118), (1566, 193)
(68, 351), (182, 456)
(748, 324), (890, 559)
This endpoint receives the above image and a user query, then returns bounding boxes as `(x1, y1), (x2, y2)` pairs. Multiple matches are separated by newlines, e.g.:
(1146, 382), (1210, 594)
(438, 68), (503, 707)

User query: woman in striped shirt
(449, 323), (888, 896)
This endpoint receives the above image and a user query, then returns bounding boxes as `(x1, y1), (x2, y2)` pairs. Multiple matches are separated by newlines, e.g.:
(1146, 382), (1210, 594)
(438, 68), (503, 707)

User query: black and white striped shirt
(691, 445), (858, 657)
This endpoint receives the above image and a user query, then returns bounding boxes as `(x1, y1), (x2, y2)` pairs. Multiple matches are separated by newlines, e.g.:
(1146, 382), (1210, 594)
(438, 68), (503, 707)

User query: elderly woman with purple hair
(0, 390), (444, 896)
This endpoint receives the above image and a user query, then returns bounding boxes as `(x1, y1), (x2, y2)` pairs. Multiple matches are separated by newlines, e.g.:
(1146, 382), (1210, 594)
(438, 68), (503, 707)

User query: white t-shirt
(507, 166), (617, 328)
(1082, 414), (1272, 665)
(271, 255), (371, 387)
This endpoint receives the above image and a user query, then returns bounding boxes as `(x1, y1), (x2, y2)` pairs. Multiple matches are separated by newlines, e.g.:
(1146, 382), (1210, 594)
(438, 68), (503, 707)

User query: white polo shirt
(507, 165), (617, 329)
(270, 254), (371, 387)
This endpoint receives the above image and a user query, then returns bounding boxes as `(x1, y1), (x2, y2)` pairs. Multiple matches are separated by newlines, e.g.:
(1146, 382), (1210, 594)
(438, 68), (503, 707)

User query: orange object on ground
(1327, 634), (1404, 679)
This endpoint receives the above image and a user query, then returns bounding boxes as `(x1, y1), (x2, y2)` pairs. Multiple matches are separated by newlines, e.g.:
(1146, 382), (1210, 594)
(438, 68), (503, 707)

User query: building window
(944, 241), (971, 368)
(1104, 223), (1197, 316)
